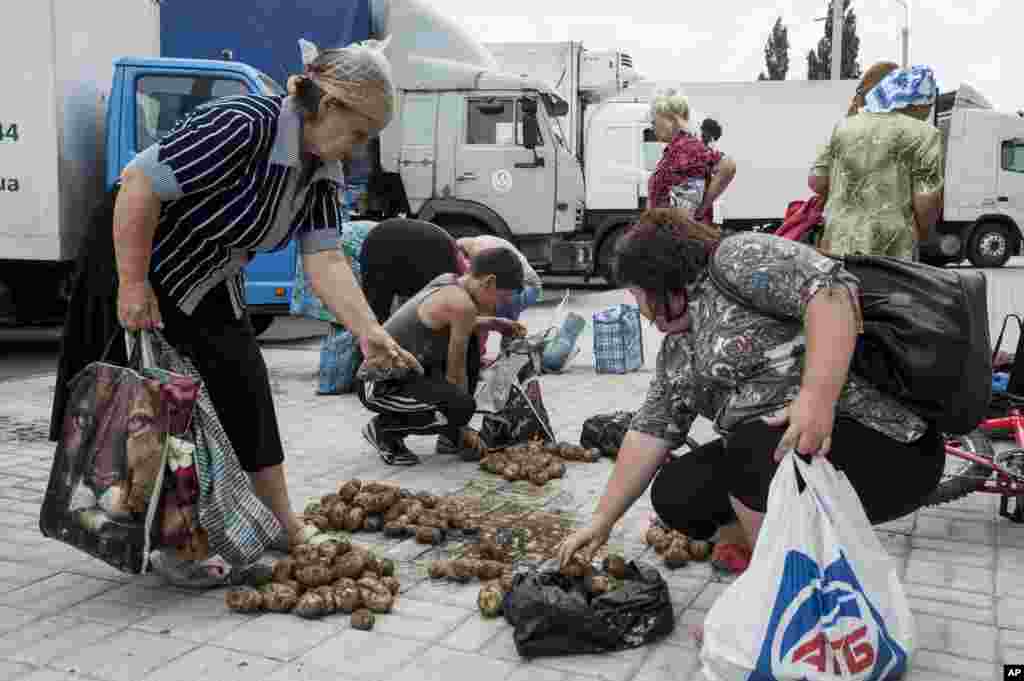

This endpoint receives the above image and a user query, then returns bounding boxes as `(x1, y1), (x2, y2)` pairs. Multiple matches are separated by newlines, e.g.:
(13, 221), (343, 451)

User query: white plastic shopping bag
(700, 453), (914, 681)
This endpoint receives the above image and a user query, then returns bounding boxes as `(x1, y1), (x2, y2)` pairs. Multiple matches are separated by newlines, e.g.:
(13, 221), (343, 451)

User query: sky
(427, 0), (1021, 113)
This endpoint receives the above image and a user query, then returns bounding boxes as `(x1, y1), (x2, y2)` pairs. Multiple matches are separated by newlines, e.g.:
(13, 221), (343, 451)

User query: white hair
(650, 89), (691, 127)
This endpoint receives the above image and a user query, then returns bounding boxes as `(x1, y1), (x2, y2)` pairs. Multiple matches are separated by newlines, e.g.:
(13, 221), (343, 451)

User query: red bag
(774, 195), (825, 245)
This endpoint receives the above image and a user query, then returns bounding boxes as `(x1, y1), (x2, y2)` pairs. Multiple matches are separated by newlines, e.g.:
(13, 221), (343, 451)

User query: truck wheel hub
(979, 232), (1007, 258)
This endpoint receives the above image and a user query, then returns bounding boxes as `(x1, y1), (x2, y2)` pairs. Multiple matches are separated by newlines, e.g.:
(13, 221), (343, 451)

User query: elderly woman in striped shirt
(108, 39), (417, 557)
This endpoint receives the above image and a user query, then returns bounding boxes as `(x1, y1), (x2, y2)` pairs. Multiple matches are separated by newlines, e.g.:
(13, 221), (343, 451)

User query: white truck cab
(925, 84), (1024, 267)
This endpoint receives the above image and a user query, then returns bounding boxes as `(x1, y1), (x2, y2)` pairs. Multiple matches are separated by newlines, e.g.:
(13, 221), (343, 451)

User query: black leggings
(359, 218), (460, 323)
(157, 283), (284, 473)
(357, 340), (481, 443)
(650, 417), (944, 540)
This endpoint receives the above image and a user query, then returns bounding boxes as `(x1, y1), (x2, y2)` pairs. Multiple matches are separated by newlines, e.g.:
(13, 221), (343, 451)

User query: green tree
(807, 0), (862, 80)
(758, 17), (790, 81)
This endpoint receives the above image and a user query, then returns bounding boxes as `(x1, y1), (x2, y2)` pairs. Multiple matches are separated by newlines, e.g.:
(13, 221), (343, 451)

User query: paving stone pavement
(0, 287), (1019, 680)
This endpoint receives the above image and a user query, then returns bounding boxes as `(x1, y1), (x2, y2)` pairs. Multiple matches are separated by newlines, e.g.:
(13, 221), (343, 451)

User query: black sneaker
(363, 420), (420, 466)
(436, 431), (485, 462)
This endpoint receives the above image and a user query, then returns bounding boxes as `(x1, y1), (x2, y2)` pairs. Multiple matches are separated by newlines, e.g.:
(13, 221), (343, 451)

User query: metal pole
(830, 0), (844, 80)
(901, 0), (911, 67)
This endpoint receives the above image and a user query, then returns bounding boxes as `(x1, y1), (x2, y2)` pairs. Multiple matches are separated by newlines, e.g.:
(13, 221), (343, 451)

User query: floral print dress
(630, 232), (929, 447)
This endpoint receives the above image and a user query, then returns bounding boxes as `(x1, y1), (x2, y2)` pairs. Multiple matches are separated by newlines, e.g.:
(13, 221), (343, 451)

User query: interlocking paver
(0, 605), (41, 636)
(633, 642), (700, 681)
(908, 650), (997, 681)
(388, 645), (519, 681)
(0, 575), (119, 616)
(295, 629), (426, 680)
(50, 629), (196, 681)
(130, 595), (252, 643)
(140, 646), (280, 681)
(905, 583), (995, 625)
(0, 660), (33, 681)
(904, 558), (995, 595)
(915, 613), (998, 662)
(439, 614), (510, 653)
(212, 613), (345, 662)
(530, 646), (651, 681)
(0, 615), (120, 667)
(999, 596), (1024, 631)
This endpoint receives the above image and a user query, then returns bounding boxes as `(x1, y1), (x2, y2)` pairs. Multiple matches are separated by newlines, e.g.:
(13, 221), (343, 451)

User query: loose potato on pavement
(429, 560), (451, 580)
(478, 583), (504, 618)
(604, 554), (627, 580)
(664, 540), (691, 569)
(295, 564), (333, 589)
(292, 544), (319, 567)
(262, 584), (299, 613)
(225, 587), (264, 613)
(343, 507), (366, 532)
(382, 576), (401, 596)
(351, 608), (375, 630)
(272, 557), (296, 583)
(689, 540), (712, 561)
(338, 479), (362, 502)
(294, 591), (328, 619)
(335, 585), (362, 613)
(334, 550), (368, 579)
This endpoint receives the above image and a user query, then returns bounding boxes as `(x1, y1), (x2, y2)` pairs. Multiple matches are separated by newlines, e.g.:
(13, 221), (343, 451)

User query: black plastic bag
(503, 560), (674, 658)
(579, 411), (635, 458)
(479, 337), (555, 449)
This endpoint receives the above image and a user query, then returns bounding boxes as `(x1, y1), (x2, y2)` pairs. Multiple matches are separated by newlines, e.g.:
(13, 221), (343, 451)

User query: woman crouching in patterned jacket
(557, 207), (943, 610)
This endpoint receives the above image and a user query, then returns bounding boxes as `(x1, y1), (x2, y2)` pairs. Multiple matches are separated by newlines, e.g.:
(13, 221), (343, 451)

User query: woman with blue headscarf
(810, 63), (945, 259)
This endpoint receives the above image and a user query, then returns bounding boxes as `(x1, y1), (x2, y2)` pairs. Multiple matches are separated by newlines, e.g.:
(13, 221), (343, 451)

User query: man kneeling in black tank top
(357, 248), (526, 465)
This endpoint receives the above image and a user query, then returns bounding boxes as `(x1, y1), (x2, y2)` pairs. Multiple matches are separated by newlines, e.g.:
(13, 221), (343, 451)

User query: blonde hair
(287, 38), (395, 130)
(650, 89), (691, 132)
(848, 61), (900, 116)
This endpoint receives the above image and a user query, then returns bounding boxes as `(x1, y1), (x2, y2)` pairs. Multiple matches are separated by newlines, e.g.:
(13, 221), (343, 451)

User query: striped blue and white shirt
(128, 95), (343, 318)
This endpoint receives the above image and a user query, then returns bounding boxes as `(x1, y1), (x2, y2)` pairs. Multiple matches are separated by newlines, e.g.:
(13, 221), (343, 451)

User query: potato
(294, 591), (328, 619)
(262, 584), (299, 613)
(417, 510), (447, 530)
(428, 560), (451, 580)
(363, 588), (394, 614)
(272, 557), (296, 583)
(343, 507), (366, 532)
(331, 537), (352, 557)
(320, 493), (342, 508)
(415, 526), (444, 545)
(383, 521), (410, 538)
(528, 469), (549, 487)
(689, 540), (712, 561)
(383, 500), (408, 523)
(604, 554), (627, 580)
(586, 574), (610, 595)
(653, 533), (674, 555)
(644, 527), (664, 547)
(449, 559), (476, 583)
(363, 553), (382, 577)
(499, 571), (515, 594)
(335, 551), (368, 579)
(225, 587), (264, 613)
(317, 542), (343, 565)
(295, 564), (334, 589)
(312, 586), (340, 614)
(333, 577), (357, 591)
(405, 501), (425, 524)
(326, 503), (349, 531)
(664, 540), (691, 569)
(502, 463), (522, 481)
(351, 608), (375, 630)
(478, 583), (504, 618)
(307, 514), (330, 532)
(335, 585), (362, 613)
(278, 579), (304, 596)
(416, 491), (437, 509)
(477, 560), (505, 581)
(546, 462), (566, 479)
(560, 556), (592, 579)
(381, 576), (401, 596)
(479, 537), (507, 562)
(291, 544), (319, 567)
(338, 479), (362, 502)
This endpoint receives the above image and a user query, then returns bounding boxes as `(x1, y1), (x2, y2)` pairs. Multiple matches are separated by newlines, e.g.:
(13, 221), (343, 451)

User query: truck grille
(575, 202), (585, 230)
(619, 53), (633, 69)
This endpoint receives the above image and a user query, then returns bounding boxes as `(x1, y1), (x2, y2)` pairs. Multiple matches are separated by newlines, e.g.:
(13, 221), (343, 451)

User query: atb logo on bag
(757, 551), (908, 680)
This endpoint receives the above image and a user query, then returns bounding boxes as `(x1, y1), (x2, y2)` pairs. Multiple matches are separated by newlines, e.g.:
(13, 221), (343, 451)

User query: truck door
(454, 96), (555, 235)
(398, 93), (438, 212)
(999, 136), (1024, 228)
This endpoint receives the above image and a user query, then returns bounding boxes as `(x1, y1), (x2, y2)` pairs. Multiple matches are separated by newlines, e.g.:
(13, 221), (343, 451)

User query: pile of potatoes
(480, 440), (600, 486)
(302, 479), (471, 546)
(224, 538), (399, 629)
(644, 524), (712, 569)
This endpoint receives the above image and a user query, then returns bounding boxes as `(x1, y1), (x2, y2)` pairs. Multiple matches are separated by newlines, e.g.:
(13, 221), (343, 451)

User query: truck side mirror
(522, 114), (541, 150)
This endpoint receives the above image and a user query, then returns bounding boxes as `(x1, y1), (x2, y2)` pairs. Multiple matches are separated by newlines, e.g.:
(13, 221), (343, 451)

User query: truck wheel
(249, 314), (275, 337)
(597, 226), (627, 288)
(967, 222), (1014, 268)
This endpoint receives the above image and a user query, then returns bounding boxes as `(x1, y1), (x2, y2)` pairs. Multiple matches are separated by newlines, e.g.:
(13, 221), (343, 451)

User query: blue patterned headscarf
(863, 65), (938, 113)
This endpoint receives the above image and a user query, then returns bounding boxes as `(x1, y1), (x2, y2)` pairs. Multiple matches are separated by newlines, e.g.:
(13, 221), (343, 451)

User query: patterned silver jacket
(630, 232), (930, 446)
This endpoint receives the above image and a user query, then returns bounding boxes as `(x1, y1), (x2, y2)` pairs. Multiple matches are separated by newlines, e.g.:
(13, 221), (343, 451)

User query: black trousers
(155, 283), (285, 473)
(650, 417), (944, 540)
(357, 341), (481, 443)
(358, 218), (460, 323)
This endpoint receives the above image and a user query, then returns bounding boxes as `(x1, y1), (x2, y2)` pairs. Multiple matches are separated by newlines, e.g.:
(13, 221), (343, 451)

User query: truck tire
(966, 222), (1014, 268)
(249, 314), (275, 337)
(597, 226), (627, 288)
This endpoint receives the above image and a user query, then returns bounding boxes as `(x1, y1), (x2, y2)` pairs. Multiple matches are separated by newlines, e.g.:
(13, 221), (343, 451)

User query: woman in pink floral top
(647, 90), (736, 223)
